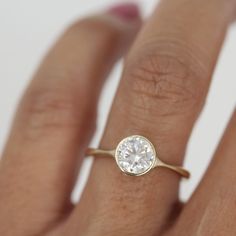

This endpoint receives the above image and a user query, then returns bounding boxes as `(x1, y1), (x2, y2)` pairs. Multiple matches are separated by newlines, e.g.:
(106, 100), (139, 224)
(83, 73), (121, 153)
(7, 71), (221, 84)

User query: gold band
(86, 147), (190, 178)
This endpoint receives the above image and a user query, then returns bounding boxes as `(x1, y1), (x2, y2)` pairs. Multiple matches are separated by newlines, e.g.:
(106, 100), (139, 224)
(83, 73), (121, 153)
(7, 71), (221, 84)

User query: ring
(86, 135), (190, 178)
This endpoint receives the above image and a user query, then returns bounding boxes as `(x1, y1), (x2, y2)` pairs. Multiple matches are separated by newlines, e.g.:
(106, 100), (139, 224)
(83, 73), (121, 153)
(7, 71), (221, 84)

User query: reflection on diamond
(115, 135), (155, 175)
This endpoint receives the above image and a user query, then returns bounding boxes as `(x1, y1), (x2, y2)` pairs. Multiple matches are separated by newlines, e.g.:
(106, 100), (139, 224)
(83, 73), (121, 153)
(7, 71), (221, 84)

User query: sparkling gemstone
(115, 135), (156, 175)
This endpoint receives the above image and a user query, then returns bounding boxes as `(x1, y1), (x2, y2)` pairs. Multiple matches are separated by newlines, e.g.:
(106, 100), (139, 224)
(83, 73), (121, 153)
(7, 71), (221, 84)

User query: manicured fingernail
(108, 3), (140, 21)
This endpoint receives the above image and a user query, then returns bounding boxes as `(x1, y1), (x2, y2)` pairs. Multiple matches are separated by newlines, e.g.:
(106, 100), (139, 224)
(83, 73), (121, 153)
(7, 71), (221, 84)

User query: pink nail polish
(108, 3), (140, 21)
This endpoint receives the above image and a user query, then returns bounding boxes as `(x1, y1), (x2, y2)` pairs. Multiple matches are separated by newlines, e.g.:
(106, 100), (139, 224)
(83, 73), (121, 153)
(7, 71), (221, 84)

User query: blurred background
(0, 0), (236, 201)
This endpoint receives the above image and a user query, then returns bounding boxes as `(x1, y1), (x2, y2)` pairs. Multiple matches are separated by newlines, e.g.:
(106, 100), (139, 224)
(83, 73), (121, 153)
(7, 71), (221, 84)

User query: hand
(0, 1), (236, 236)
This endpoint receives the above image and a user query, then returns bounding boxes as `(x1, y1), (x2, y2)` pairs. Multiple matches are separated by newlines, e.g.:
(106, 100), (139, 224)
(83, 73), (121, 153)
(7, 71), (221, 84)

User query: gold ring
(86, 135), (190, 178)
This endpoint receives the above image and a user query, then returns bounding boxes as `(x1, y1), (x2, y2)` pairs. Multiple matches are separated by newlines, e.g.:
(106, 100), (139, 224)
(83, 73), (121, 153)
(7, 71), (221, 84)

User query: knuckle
(125, 52), (205, 117)
(21, 85), (79, 139)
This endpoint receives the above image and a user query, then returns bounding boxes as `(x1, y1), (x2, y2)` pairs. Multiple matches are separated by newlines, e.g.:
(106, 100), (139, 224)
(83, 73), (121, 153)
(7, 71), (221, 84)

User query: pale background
(0, 0), (236, 201)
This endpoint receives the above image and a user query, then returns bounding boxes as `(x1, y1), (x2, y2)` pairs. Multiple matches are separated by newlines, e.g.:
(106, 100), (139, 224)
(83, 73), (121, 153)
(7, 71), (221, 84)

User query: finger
(0, 6), (141, 236)
(69, 0), (236, 235)
(172, 108), (236, 235)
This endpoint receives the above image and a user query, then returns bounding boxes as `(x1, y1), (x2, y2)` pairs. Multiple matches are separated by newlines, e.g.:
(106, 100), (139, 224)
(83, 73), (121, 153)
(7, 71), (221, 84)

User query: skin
(0, 0), (236, 235)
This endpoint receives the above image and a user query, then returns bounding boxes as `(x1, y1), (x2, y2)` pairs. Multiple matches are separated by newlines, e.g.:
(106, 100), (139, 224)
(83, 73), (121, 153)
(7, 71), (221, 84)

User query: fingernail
(108, 3), (140, 21)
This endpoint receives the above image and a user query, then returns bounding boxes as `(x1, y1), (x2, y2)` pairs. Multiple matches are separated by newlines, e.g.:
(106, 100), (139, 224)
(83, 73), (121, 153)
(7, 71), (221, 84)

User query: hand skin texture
(0, 1), (236, 236)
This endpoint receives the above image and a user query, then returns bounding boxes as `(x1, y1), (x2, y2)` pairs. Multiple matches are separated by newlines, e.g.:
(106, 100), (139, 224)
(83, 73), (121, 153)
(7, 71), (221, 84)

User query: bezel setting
(115, 135), (157, 176)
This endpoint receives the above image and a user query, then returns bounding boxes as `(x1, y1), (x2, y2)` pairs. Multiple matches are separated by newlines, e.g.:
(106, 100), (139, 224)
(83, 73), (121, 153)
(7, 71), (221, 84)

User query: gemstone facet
(115, 135), (156, 176)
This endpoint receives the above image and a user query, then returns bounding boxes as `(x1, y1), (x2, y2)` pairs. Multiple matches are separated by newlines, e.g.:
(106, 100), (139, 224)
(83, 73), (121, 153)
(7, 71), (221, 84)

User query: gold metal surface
(86, 136), (190, 178)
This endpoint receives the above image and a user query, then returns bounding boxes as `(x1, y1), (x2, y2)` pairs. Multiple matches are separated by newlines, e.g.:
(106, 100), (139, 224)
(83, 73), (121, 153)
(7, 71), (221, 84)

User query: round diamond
(115, 135), (156, 176)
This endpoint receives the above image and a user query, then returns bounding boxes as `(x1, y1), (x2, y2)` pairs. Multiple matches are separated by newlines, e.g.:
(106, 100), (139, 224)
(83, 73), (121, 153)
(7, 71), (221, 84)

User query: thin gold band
(86, 148), (190, 178)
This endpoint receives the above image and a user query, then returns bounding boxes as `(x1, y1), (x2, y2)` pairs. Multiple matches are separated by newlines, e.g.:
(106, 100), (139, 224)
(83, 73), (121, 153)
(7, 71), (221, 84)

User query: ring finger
(69, 0), (236, 235)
